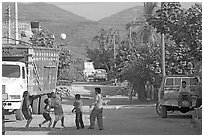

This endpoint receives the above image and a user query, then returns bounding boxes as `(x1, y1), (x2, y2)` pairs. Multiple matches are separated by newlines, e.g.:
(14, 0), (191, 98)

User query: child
(178, 81), (192, 107)
(51, 92), (66, 128)
(21, 91), (33, 128)
(39, 98), (52, 128)
(72, 94), (84, 129)
(88, 87), (103, 130)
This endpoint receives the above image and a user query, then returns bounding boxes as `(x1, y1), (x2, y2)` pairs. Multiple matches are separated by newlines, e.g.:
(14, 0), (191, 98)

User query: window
(22, 67), (25, 79)
(2, 65), (20, 78)
(165, 78), (173, 86)
(175, 78), (181, 86)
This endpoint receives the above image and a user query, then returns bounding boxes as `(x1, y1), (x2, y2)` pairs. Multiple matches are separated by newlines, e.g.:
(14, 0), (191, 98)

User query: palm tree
(126, 2), (159, 45)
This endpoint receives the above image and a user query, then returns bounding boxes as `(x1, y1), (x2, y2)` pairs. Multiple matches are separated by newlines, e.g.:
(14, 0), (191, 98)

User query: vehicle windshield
(2, 64), (20, 78)
(165, 77), (195, 86)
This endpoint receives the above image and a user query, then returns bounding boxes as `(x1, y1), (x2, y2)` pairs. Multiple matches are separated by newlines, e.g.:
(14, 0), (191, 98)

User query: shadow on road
(5, 127), (67, 131)
(167, 114), (192, 119)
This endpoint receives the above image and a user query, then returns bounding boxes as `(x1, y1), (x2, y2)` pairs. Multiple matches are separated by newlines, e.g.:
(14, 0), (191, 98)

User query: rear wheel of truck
(15, 109), (24, 120)
(161, 105), (167, 118)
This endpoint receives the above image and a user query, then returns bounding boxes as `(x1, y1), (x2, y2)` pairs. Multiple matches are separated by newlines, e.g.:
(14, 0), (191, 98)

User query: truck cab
(2, 61), (27, 112)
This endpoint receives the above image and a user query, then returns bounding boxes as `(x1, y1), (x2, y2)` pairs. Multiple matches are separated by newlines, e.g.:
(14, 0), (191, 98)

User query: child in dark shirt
(72, 94), (84, 129)
(39, 98), (52, 128)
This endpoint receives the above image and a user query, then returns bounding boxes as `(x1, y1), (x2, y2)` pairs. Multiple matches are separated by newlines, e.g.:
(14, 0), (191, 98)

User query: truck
(83, 61), (96, 81)
(156, 75), (200, 118)
(93, 69), (107, 82)
(2, 44), (59, 119)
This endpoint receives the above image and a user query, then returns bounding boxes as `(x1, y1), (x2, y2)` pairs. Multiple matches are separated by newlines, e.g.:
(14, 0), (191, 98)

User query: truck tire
(156, 102), (162, 116)
(161, 105), (167, 118)
(15, 109), (24, 120)
(32, 98), (40, 114)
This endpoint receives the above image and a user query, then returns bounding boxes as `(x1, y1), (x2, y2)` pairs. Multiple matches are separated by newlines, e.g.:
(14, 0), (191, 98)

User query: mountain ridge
(2, 2), (144, 61)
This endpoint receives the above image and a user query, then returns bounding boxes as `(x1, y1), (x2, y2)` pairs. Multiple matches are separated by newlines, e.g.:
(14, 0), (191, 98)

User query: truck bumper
(3, 101), (21, 110)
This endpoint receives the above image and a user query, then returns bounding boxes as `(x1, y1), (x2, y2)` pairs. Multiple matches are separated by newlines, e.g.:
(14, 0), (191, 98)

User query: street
(4, 103), (200, 135)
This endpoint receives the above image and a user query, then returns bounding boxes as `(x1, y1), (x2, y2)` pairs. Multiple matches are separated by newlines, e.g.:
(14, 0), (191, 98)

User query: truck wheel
(15, 109), (24, 120)
(156, 102), (162, 116)
(161, 105), (167, 118)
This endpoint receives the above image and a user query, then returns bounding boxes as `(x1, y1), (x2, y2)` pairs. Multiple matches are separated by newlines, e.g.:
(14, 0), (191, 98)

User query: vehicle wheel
(156, 102), (162, 116)
(15, 109), (24, 120)
(161, 105), (167, 118)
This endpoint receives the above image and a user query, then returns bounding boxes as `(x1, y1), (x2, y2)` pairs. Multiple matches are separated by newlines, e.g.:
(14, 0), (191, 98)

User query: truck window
(182, 78), (190, 85)
(165, 78), (173, 86)
(175, 78), (181, 86)
(22, 67), (25, 79)
(2, 65), (20, 78)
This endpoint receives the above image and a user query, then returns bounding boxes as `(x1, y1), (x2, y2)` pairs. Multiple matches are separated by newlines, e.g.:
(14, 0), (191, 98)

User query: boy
(88, 87), (104, 130)
(72, 94), (84, 129)
(51, 92), (66, 128)
(39, 98), (52, 128)
(21, 91), (33, 128)
(178, 81), (192, 107)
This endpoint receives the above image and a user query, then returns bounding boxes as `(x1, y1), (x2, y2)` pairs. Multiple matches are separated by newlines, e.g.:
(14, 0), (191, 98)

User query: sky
(51, 2), (143, 21)
(50, 1), (200, 21)
(4, 0), (201, 21)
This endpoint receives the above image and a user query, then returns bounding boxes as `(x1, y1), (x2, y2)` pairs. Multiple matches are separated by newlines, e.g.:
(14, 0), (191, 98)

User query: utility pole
(14, 2), (19, 45)
(161, 2), (166, 77)
(113, 31), (117, 86)
(6, 6), (11, 44)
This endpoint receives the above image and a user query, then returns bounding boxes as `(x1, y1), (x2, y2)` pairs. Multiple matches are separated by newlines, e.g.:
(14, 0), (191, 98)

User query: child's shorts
(55, 114), (64, 121)
(43, 113), (52, 121)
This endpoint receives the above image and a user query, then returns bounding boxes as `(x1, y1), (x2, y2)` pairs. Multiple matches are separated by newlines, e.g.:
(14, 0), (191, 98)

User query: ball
(60, 33), (66, 40)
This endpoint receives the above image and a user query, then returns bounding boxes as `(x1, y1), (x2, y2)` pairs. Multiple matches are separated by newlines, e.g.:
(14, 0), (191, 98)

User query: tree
(116, 39), (162, 101)
(126, 2), (159, 45)
(29, 29), (55, 48)
(147, 2), (202, 75)
(58, 47), (73, 80)
(86, 28), (121, 79)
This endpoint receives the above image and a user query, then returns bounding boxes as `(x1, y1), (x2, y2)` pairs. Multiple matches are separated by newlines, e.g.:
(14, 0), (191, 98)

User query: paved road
(4, 105), (200, 135)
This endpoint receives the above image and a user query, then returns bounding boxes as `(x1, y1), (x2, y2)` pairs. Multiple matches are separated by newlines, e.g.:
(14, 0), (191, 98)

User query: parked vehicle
(2, 44), (59, 119)
(83, 61), (96, 81)
(156, 75), (199, 118)
(94, 69), (107, 81)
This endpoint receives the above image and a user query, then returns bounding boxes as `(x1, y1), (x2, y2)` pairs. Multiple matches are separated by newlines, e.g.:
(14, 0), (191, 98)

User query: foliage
(58, 46), (73, 80)
(126, 2), (159, 45)
(147, 2), (202, 74)
(86, 28), (121, 79)
(29, 29), (55, 48)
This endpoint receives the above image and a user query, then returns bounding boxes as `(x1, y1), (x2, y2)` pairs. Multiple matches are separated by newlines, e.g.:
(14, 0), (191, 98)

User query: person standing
(21, 91), (33, 128)
(72, 94), (84, 129)
(193, 77), (202, 108)
(88, 87), (104, 130)
(50, 92), (66, 128)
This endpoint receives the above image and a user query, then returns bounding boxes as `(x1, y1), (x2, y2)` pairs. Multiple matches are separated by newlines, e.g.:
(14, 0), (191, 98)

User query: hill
(2, 2), (144, 60)
(98, 5), (144, 38)
(2, 2), (101, 61)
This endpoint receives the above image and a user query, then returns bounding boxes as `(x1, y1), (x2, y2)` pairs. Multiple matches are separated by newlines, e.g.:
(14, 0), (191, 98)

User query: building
(2, 22), (33, 44)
